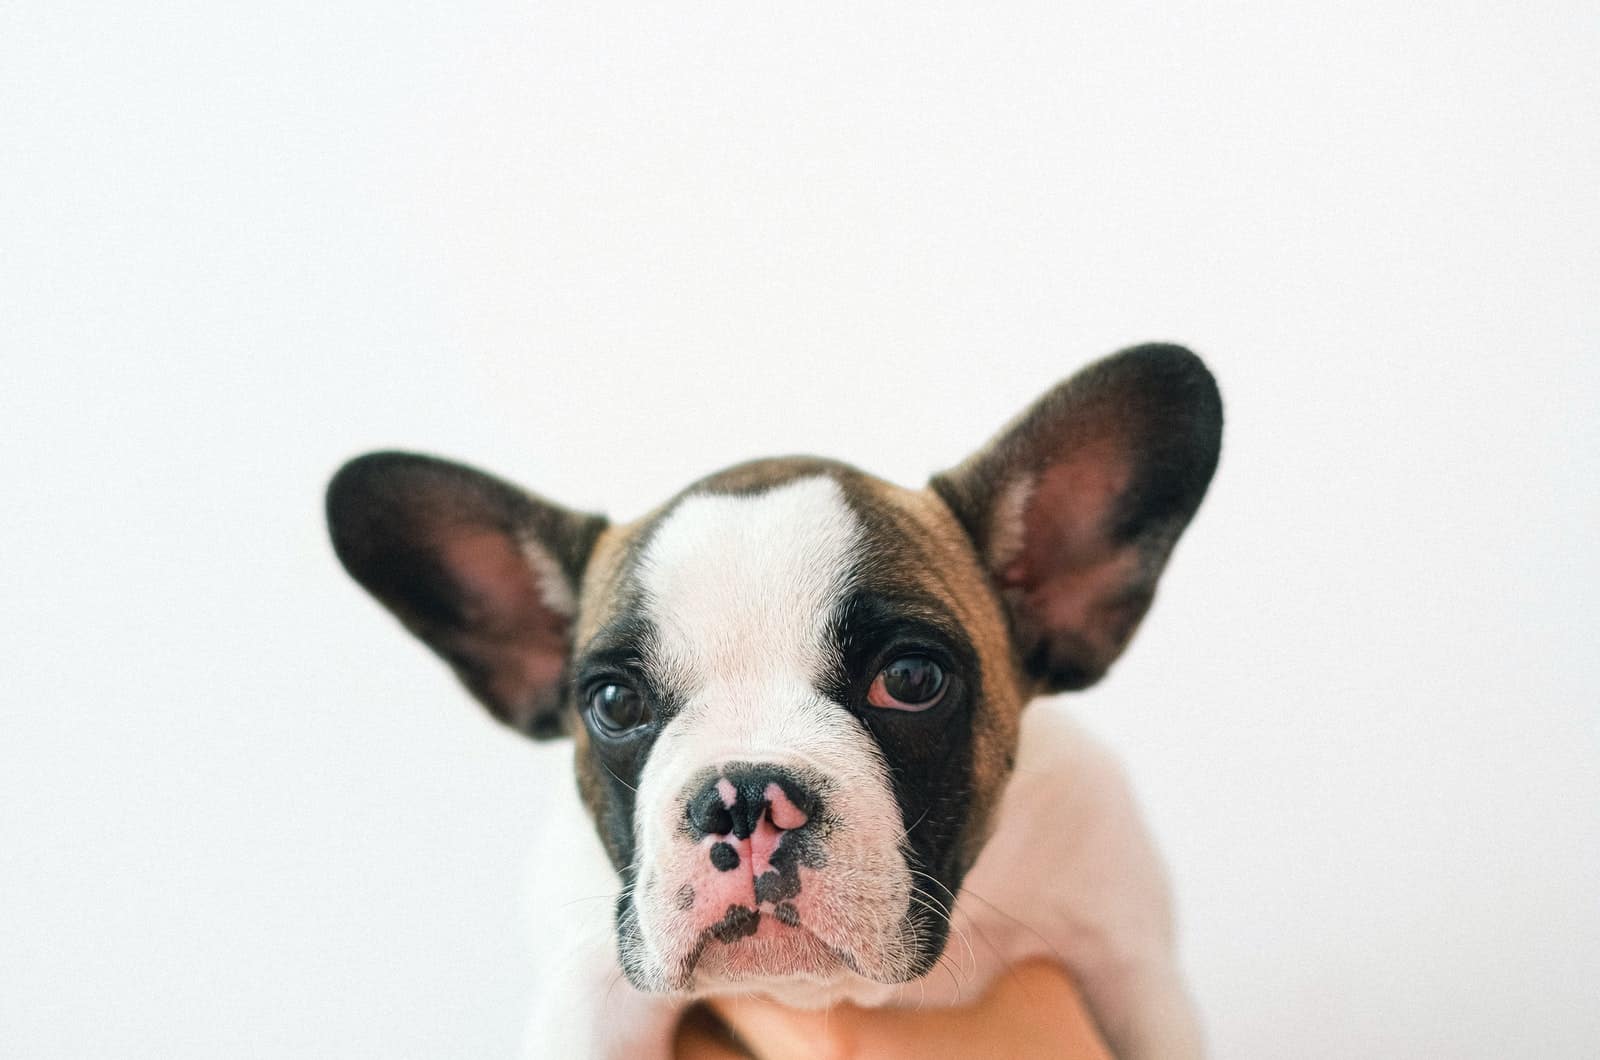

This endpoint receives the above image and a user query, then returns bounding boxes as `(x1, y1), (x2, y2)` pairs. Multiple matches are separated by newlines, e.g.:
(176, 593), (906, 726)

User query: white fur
(986, 473), (1036, 572)
(518, 535), (577, 618)
(520, 704), (1203, 1058)
(637, 475), (857, 695)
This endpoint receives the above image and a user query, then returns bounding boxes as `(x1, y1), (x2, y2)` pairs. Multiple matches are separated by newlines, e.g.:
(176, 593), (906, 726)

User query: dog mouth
(671, 902), (862, 988)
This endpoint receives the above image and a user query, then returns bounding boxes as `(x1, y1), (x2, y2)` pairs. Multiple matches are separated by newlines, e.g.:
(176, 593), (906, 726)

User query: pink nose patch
(681, 767), (824, 944)
(705, 781), (809, 877)
(764, 782), (810, 831)
(744, 783), (806, 880)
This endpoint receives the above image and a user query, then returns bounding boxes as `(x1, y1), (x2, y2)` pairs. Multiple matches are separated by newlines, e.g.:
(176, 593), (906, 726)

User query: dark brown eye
(867, 655), (947, 711)
(588, 682), (648, 734)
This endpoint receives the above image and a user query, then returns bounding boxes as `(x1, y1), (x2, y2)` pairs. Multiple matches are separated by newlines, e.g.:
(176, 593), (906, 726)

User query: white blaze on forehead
(637, 475), (861, 692)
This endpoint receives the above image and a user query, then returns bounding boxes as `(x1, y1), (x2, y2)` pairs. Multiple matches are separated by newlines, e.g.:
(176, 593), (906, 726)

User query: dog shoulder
(986, 703), (1178, 950)
(961, 704), (1205, 1058)
(518, 763), (687, 1059)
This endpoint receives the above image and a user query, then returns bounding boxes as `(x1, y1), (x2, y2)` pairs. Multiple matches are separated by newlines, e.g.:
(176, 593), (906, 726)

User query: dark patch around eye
(572, 604), (680, 880)
(822, 584), (981, 971)
(822, 589), (978, 707)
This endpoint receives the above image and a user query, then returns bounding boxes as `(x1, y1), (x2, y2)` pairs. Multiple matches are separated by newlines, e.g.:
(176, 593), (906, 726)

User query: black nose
(684, 763), (820, 840)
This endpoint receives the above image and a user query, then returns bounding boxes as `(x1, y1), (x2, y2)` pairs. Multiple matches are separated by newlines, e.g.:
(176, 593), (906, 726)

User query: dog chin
(687, 916), (852, 986)
(634, 909), (926, 1000)
(682, 934), (915, 1012)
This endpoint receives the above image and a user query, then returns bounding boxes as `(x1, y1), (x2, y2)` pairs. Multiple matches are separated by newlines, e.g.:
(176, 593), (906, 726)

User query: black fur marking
(773, 901), (800, 928)
(709, 905), (761, 944)
(753, 867), (800, 905)
(709, 842), (740, 872)
(676, 884), (696, 911)
(821, 584), (982, 975)
(573, 608), (685, 874)
(756, 826), (821, 906)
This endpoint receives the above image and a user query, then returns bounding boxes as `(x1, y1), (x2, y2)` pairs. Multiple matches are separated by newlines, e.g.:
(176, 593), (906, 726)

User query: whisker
(557, 893), (620, 910)
(899, 805), (934, 843)
(906, 894), (952, 933)
(601, 966), (629, 1006)
(936, 950), (964, 998)
(958, 885), (1070, 970)
(601, 761), (638, 793)
(907, 880), (953, 920)
(906, 881), (977, 987)
(906, 869), (979, 975)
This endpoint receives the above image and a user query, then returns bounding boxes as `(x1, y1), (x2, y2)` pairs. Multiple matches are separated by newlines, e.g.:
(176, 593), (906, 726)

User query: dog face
(327, 344), (1221, 996)
(572, 463), (1022, 991)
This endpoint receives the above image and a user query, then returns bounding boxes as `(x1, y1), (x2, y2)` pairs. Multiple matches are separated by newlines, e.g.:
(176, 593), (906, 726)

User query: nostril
(685, 764), (822, 840)
(764, 782), (810, 831)
(687, 788), (735, 837)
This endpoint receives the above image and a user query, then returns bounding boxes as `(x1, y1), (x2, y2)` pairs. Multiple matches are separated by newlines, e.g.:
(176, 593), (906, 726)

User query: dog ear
(326, 451), (607, 739)
(931, 344), (1222, 694)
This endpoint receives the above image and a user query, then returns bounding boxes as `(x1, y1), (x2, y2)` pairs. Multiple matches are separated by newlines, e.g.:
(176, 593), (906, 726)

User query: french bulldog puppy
(327, 343), (1222, 1058)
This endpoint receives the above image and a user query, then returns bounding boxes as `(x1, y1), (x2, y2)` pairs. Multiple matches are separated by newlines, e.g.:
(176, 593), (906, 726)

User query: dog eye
(867, 655), (947, 711)
(588, 682), (649, 734)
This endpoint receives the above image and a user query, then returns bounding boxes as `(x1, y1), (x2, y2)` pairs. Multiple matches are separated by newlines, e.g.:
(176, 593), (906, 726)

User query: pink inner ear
(998, 442), (1147, 662)
(440, 531), (550, 633)
(437, 530), (571, 724)
(999, 442), (1129, 587)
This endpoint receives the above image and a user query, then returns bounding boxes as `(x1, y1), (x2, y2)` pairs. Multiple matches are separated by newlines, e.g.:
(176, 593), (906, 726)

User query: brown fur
(863, 479), (1029, 868)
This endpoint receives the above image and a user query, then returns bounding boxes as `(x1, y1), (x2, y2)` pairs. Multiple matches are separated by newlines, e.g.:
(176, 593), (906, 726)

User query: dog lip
(677, 904), (858, 985)
(699, 902), (806, 947)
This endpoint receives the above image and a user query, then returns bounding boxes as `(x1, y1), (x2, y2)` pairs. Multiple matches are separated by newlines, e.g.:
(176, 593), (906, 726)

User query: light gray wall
(4, 3), (1597, 1056)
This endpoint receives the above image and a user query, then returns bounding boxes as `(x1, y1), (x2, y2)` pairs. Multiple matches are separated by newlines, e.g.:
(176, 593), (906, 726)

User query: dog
(326, 343), (1222, 1058)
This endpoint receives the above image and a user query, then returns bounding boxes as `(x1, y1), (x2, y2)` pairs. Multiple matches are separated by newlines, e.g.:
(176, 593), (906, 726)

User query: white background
(4, 3), (1597, 1057)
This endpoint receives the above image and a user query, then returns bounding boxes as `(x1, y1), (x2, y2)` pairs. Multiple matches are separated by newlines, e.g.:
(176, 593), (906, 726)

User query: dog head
(326, 343), (1221, 996)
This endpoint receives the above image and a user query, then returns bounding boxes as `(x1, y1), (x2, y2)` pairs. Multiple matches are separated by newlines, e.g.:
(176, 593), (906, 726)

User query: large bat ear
(326, 451), (607, 739)
(931, 344), (1222, 694)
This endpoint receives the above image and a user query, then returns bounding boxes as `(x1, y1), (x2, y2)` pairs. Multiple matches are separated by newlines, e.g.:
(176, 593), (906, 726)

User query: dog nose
(685, 764), (818, 840)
